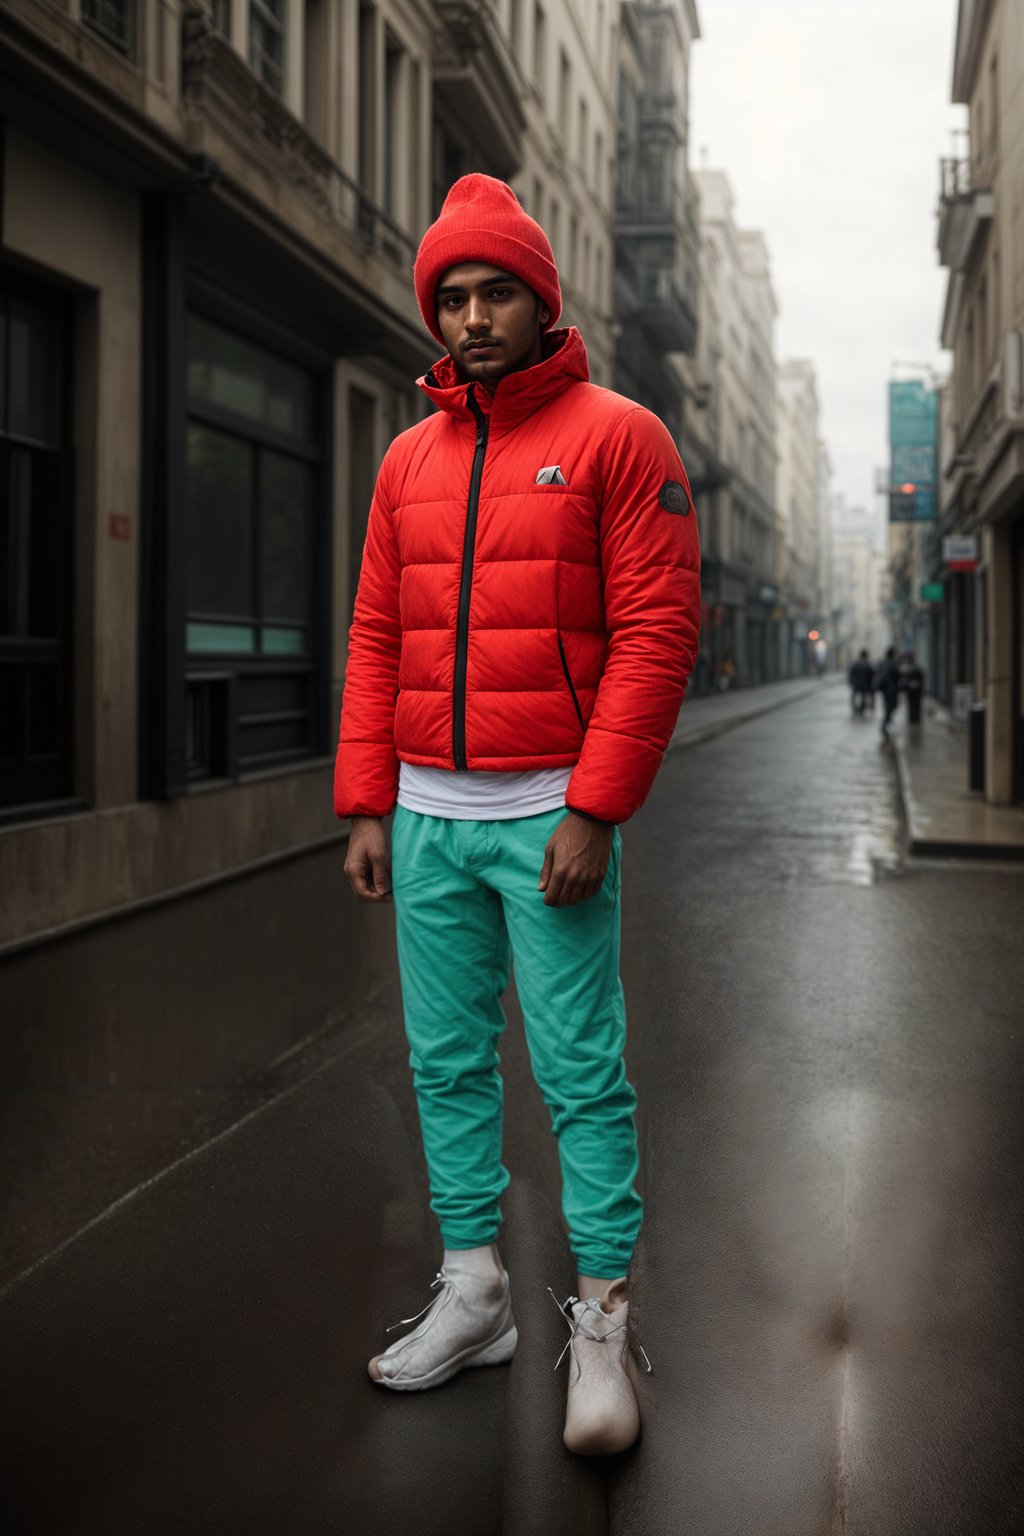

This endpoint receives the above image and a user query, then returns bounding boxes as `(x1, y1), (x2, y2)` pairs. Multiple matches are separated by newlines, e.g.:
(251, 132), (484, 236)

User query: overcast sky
(689, 0), (964, 518)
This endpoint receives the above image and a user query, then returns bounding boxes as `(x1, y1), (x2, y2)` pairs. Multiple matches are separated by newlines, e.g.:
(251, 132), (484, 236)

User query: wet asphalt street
(4, 681), (1023, 1535)
(608, 681), (1024, 1534)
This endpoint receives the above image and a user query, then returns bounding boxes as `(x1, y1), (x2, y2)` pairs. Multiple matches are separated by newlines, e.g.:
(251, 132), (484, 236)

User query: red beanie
(414, 174), (561, 344)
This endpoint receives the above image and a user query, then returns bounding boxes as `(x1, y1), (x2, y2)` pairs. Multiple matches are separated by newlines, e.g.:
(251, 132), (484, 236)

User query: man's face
(436, 263), (550, 385)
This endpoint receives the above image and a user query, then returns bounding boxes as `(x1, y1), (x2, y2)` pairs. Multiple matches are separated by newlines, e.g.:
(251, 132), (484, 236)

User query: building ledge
(178, 8), (427, 362)
(432, 0), (526, 180)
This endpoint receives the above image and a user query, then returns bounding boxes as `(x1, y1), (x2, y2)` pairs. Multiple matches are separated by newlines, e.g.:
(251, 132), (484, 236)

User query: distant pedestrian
(875, 647), (901, 736)
(848, 649), (874, 715)
(900, 652), (925, 725)
(719, 652), (736, 692)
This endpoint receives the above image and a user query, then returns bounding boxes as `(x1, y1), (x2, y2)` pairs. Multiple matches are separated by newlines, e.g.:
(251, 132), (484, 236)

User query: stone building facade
(509, 0), (619, 384)
(936, 0), (1024, 804)
(612, 0), (701, 429)
(689, 168), (778, 687)
(1, 0), (445, 945)
(833, 526), (888, 666)
(775, 359), (825, 677)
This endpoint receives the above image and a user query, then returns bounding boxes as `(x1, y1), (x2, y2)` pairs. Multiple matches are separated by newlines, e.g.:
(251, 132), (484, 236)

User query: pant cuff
(572, 1249), (636, 1278)
(440, 1226), (502, 1251)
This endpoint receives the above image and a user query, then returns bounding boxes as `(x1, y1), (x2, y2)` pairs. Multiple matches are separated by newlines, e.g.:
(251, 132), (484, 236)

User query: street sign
(920, 582), (944, 602)
(942, 535), (977, 563)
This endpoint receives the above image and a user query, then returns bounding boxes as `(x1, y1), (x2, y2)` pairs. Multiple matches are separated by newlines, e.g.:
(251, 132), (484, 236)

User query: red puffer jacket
(334, 328), (701, 824)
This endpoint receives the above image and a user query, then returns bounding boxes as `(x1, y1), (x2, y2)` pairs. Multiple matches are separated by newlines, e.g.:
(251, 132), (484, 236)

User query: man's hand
(344, 816), (392, 902)
(538, 812), (614, 907)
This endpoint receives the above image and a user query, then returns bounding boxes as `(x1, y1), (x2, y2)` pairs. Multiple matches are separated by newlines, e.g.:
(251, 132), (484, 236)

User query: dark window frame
(140, 197), (334, 801)
(0, 267), (76, 824)
(81, 0), (137, 59)
(249, 0), (285, 96)
(183, 298), (329, 782)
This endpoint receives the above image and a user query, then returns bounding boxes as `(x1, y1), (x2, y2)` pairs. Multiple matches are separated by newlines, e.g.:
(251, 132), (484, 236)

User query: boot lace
(385, 1269), (463, 1339)
(546, 1287), (653, 1377)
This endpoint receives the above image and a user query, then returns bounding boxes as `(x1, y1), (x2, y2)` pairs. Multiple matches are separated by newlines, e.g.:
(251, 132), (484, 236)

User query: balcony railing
(940, 156), (973, 200)
(938, 156), (994, 271)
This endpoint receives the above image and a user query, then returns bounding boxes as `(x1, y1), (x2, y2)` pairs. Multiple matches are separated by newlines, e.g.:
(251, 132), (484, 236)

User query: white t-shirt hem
(397, 762), (572, 821)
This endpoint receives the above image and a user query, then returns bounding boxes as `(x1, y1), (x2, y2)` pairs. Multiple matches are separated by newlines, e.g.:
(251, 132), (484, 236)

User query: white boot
(369, 1252), (517, 1391)
(550, 1291), (646, 1456)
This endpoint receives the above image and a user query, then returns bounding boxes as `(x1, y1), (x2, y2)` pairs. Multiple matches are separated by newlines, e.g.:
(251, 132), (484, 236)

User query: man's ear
(539, 307), (551, 327)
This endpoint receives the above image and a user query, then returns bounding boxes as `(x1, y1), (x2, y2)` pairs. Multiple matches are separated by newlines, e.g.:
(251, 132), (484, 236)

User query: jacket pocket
(557, 633), (585, 732)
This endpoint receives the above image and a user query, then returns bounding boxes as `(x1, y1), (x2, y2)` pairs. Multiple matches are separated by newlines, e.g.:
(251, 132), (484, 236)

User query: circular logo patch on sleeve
(659, 480), (690, 515)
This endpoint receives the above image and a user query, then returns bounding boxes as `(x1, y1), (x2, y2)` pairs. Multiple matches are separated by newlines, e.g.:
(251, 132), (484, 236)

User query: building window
(347, 388), (377, 621)
(184, 312), (323, 777)
(433, 119), (468, 217)
(250, 0), (285, 96)
(0, 275), (73, 816)
(304, 0), (329, 141)
(384, 32), (404, 219)
(558, 48), (571, 143)
(82, 0), (136, 57)
(533, 3), (546, 97)
(358, 0), (379, 207)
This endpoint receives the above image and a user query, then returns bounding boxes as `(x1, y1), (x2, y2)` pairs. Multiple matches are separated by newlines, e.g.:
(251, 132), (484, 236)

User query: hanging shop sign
(888, 381), (938, 522)
(942, 534), (978, 571)
(920, 582), (944, 602)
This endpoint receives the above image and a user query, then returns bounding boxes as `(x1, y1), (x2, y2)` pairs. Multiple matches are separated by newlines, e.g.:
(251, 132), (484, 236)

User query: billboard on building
(888, 380), (938, 522)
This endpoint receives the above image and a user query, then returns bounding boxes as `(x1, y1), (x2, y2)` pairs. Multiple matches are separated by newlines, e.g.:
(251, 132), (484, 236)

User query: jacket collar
(417, 327), (589, 433)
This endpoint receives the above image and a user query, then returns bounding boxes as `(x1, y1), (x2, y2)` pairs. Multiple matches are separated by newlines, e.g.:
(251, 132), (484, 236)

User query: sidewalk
(893, 704), (1024, 860)
(668, 674), (831, 753)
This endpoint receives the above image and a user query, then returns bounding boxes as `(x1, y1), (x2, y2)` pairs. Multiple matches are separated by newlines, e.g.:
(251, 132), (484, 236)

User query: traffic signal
(890, 483), (916, 522)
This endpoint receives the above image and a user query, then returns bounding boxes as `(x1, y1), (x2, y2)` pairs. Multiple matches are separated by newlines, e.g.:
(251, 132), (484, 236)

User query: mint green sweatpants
(391, 804), (643, 1278)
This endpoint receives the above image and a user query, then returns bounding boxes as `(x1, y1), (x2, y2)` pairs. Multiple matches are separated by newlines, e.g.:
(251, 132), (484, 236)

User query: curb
(667, 678), (831, 755)
(892, 734), (1024, 862)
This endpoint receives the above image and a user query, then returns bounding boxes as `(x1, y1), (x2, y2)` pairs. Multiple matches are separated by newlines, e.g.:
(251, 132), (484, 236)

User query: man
(335, 175), (700, 1455)
(875, 646), (901, 736)
(849, 649), (874, 715)
(901, 651), (925, 725)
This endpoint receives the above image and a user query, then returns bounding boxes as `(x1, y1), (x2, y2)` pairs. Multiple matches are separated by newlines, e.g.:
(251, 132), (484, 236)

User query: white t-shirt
(397, 762), (571, 820)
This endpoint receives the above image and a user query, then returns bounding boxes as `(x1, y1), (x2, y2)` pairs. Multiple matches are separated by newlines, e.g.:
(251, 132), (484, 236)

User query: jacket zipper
(557, 634), (585, 732)
(453, 384), (490, 770)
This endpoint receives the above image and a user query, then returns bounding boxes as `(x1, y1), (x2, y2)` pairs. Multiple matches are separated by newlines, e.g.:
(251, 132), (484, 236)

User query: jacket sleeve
(333, 452), (402, 819)
(565, 406), (701, 823)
